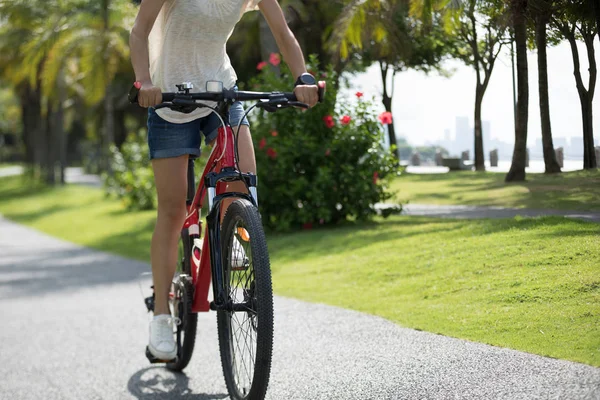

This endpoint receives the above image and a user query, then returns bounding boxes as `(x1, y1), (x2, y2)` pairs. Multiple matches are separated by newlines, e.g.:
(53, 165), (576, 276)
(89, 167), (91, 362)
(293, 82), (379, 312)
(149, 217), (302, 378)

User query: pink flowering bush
(245, 55), (400, 231)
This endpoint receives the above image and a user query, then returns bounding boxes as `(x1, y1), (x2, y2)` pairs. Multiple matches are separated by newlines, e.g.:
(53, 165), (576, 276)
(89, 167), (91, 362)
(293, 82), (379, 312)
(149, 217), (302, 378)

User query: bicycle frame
(180, 107), (257, 313)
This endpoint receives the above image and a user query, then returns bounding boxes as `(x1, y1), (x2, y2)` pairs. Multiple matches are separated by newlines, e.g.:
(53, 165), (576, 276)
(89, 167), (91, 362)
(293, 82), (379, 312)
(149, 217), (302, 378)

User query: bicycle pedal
(145, 346), (177, 364)
(144, 295), (155, 313)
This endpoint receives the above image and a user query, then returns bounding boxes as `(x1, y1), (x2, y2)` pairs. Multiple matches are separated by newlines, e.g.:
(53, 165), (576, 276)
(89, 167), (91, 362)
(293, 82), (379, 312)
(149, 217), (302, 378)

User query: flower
(325, 149), (331, 156)
(340, 115), (352, 125)
(373, 171), (379, 184)
(259, 137), (267, 150)
(378, 111), (393, 125)
(271, 130), (278, 137)
(302, 222), (313, 230)
(269, 53), (281, 66)
(266, 147), (277, 159)
(321, 72), (328, 78)
(323, 115), (335, 129)
(256, 61), (268, 71)
(355, 92), (364, 98)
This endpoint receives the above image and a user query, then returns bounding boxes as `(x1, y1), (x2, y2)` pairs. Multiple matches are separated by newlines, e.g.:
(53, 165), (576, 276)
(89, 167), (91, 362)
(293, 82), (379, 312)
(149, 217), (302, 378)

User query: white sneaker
(148, 314), (177, 360)
(232, 235), (249, 270)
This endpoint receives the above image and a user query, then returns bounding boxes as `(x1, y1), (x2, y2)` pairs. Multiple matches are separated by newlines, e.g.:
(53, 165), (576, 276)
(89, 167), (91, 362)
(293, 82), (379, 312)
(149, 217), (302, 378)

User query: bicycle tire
(217, 199), (274, 400)
(167, 230), (198, 372)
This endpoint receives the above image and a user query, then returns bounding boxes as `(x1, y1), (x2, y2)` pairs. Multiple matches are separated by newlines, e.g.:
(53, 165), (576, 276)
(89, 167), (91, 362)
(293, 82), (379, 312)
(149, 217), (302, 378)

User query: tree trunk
(44, 103), (55, 185)
(506, 0), (529, 182)
(19, 83), (36, 166)
(565, 30), (598, 169)
(583, 32), (598, 169)
(114, 109), (127, 149)
(380, 62), (399, 161)
(535, 11), (561, 173)
(57, 70), (67, 184)
(474, 87), (485, 171)
(259, 14), (281, 75)
(103, 89), (115, 171)
(581, 96), (596, 169)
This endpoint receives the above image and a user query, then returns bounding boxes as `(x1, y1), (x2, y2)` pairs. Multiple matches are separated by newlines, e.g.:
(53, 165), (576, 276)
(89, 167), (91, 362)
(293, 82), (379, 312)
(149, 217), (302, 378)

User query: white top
(149, 0), (262, 123)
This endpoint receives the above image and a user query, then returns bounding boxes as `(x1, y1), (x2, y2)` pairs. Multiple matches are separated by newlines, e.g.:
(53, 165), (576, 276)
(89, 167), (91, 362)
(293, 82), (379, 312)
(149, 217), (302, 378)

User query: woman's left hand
(294, 84), (319, 108)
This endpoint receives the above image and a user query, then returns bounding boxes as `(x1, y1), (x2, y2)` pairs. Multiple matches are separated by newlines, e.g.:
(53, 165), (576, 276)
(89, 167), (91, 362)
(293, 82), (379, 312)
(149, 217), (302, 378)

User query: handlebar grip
(317, 81), (326, 103)
(128, 85), (139, 104)
(284, 81), (326, 103)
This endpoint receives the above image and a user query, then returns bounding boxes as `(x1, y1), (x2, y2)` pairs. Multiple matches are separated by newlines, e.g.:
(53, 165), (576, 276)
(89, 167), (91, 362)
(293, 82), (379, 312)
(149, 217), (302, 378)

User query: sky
(342, 40), (600, 148)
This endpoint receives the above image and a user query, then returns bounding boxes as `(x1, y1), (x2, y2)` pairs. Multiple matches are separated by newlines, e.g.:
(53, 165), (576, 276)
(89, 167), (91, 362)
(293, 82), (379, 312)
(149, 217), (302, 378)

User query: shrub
(103, 130), (156, 210)
(246, 55), (400, 231)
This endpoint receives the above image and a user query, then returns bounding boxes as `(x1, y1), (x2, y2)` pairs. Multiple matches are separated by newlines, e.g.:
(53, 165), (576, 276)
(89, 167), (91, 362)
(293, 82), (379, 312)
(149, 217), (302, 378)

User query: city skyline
(345, 40), (600, 154)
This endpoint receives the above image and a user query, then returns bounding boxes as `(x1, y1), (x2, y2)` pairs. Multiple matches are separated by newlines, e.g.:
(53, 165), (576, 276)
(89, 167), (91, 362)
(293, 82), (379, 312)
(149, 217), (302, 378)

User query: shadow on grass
(268, 215), (599, 264)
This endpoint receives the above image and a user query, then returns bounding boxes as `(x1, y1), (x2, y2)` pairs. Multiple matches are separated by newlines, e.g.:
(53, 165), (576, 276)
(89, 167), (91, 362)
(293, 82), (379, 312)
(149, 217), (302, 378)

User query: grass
(1, 174), (599, 367)
(389, 169), (600, 212)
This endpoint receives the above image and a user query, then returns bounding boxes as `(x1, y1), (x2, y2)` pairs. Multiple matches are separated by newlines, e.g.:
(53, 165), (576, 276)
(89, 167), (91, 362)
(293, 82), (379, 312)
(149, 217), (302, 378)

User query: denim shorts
(147, 101), (249, 160)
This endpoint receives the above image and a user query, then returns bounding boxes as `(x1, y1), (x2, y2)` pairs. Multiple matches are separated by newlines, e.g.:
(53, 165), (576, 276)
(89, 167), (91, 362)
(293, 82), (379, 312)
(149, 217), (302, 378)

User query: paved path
(401, 204), (600, 223)
(1, 217), (599, 399)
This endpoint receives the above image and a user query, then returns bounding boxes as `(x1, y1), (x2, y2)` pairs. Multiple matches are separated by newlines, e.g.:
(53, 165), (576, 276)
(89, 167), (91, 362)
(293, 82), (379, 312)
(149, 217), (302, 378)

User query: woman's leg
(151, 154), (189, 316)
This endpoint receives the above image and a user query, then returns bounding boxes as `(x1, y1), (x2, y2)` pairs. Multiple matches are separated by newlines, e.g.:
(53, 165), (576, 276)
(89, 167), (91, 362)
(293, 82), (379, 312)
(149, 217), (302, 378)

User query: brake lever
(256, 101), (309, 113)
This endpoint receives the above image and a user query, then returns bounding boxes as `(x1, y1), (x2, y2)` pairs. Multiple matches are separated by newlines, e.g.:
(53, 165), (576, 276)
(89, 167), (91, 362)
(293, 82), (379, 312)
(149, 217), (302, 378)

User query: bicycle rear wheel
(167, 229), (198, 371)
(217, 199), (274, 400)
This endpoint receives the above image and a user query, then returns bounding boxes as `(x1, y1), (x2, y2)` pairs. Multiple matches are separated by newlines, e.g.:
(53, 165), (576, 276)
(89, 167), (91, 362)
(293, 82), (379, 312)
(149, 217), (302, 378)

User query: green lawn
(390, 169), (600, 212)
(1, 175), (599, 366)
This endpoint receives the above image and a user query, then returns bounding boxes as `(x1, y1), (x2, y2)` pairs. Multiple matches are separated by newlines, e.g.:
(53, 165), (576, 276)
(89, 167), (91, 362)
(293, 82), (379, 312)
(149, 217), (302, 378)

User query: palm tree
(327, 0), (425, 161)
(505, 0), (529, 182)
(530, 0), (561, 173)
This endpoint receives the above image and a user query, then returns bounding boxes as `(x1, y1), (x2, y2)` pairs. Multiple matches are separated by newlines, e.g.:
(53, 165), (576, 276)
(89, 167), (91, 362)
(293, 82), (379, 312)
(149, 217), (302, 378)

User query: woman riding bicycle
(129, 0), (319, 361)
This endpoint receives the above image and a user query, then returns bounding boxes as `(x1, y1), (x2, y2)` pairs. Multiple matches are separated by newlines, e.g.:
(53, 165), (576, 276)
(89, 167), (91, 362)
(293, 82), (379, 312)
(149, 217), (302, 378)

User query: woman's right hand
(138, 81), (163, 108)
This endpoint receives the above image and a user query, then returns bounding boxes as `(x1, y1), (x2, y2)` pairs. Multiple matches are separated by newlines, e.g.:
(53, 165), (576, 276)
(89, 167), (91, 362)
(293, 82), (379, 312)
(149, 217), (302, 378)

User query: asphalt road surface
(1, 216), (599, 400)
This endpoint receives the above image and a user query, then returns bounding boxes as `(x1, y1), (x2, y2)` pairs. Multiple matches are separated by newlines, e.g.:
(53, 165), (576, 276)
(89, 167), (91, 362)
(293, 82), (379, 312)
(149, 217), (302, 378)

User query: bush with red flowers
(245, 55), (400, 231)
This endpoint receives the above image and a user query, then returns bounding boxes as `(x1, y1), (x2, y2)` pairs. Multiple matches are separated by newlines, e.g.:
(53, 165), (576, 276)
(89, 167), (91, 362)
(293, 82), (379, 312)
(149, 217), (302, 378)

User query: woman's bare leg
(151, 155), (189, 315)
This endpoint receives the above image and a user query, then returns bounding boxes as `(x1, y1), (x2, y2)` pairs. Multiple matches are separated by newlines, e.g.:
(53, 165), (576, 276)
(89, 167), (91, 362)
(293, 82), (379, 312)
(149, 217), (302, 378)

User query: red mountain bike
(129, 80), (324, 400)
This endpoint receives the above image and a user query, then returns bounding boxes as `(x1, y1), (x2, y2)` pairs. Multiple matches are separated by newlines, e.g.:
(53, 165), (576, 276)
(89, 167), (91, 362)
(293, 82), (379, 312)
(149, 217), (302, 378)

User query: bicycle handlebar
(128, 81), (326, 110)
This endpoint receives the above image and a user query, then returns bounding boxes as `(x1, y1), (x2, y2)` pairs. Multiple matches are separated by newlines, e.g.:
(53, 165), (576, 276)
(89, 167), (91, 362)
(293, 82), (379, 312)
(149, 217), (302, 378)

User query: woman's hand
(138, 81), (163, 108)
(293, 84), (319, 108)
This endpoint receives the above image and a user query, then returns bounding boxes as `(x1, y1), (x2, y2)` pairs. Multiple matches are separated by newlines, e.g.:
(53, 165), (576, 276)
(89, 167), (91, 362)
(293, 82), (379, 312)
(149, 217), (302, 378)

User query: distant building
(568, 137), (584, 158)
(455, 116), (471, 156)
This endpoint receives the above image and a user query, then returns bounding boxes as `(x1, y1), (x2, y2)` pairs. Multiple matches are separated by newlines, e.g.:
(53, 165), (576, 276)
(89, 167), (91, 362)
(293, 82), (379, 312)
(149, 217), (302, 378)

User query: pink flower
(271, 130), (278, 137)
(266, 147), (277, 159)
(356, 92), (364, 98)
(378, 111), (393, 125)
(340, 115), (352, 125)
(302, 222), (313, 230)
(257, 61), (268, 71)
(325, 149), (331, 156)
(323, 115), (335, 129)
(373, 171), (379, 184)
(259, 137), (267, 150)
(269, 53), (281, 66)
(321, 72), (328, 78)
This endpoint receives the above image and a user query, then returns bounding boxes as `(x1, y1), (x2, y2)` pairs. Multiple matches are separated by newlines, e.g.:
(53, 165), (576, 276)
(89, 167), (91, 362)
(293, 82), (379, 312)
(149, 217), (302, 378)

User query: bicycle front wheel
(217, 199), (274, 400)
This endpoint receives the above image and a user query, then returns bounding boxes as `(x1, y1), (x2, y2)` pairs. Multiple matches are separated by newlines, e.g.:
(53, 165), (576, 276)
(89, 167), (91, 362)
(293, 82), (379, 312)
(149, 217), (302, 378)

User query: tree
(454, 0), (508, 171)
(328, 0), (452, 161)
(228, 1), (345, 83)
(552, 0), (597, 170)
(530, 0), (562, 173)
(506, 0), (529, 182)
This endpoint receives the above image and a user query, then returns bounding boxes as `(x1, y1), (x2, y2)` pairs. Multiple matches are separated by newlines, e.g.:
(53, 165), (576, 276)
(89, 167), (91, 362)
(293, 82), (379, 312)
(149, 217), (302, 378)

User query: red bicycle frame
(181, 124), (239, 313)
